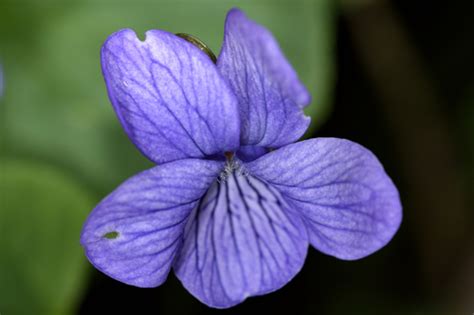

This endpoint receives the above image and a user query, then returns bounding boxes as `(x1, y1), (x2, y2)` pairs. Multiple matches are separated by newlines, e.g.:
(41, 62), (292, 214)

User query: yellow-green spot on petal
(103, 231), (119, 239)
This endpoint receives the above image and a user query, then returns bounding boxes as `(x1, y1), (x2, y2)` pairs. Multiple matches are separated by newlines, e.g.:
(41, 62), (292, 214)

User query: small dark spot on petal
(103, 231), (119, 239)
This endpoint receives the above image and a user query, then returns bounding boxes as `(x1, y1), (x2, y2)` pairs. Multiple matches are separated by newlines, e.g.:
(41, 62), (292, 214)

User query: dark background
(1, 0), (473, 314)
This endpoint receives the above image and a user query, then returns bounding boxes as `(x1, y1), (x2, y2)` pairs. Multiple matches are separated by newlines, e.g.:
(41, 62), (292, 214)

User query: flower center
(176, 33), (217, 63)
(220, 152), (244, 182)
(224, 151), (234, 160)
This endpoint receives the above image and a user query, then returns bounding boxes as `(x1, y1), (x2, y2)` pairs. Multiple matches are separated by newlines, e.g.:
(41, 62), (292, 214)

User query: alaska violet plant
(81, 8), (402, 308)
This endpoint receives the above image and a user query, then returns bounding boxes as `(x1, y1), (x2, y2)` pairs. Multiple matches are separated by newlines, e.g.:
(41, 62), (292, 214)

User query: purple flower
(81, 8), (402, 308)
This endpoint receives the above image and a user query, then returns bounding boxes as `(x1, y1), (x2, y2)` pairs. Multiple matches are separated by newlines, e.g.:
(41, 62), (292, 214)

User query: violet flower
(81, 8), (402, 308)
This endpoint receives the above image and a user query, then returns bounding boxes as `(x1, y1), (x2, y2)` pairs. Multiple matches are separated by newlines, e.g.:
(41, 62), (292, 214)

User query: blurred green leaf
(2, 0), (334, 192)
(0, 159), (93, 314)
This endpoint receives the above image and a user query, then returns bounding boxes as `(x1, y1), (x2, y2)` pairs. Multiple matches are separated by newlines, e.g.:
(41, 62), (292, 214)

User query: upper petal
(80, 159), (223, 287)
(217, 9), (310, 148)
(102, 29), (240, 164)
(173, 166), (308, 308)
(236, 145), (268, 162)
(247, 138), (402, 260)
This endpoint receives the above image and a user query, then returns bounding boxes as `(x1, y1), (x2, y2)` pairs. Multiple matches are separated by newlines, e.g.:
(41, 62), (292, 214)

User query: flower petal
(80, 159), (223, 287)
(101, 29), (240, 164)
(174, 168), (308, 308)
(217, 9), (311, 148)
(236, 145), (268, 162)
(247, 138), (402, 260)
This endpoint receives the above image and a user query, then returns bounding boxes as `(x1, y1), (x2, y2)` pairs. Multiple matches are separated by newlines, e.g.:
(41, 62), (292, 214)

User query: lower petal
(173, 166), (308, 308)
(80, 159), (223, 287)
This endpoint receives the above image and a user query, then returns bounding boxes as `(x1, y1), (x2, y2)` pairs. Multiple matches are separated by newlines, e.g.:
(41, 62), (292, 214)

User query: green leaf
(2, 0), (335, 192)
(0, 159), (93, 315)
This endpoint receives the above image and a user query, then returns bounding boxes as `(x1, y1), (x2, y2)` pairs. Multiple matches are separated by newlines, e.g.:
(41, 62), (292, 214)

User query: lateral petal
(247, 138), (402, 260)
(80, 159), (223, 287)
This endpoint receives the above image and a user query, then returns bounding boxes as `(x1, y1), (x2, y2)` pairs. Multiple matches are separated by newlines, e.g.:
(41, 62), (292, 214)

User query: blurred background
(0, 0), (473, 314)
